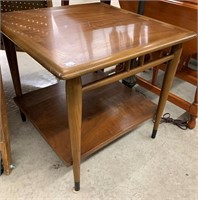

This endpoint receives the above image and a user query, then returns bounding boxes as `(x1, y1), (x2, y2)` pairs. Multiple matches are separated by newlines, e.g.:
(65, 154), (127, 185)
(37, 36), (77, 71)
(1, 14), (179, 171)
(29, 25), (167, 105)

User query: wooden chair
(119, 0), (198, 129)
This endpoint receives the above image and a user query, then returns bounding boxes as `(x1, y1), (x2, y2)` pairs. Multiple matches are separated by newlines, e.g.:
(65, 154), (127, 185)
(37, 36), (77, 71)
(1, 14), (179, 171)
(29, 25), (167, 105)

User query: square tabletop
(1, 3), (196, 79)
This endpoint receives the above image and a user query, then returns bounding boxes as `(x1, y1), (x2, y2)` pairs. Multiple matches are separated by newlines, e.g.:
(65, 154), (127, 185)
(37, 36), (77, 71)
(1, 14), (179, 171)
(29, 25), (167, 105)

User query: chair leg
(188, 88), (198, 129)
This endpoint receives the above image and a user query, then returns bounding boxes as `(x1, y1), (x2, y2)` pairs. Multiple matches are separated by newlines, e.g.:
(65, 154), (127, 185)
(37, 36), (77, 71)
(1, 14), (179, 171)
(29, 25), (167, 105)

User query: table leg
(2, 35), (26, 121)
(152, 44), (183, 138)
(66, 77), (82, 191)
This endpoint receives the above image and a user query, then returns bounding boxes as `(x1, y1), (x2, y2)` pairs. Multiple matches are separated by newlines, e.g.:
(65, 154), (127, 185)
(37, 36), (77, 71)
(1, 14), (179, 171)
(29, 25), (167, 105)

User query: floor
(1, 1), (198, 200)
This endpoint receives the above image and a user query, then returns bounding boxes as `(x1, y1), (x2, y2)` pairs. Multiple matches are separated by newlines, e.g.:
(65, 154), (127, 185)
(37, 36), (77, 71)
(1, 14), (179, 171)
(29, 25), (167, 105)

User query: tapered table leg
(66, 77), (82, 191)
(2, 35), (26, 121)
(152, 44), (183, 138)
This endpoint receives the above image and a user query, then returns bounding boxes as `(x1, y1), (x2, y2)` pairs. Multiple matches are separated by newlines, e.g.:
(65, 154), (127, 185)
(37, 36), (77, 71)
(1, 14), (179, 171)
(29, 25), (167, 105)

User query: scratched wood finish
(14, 73), (156, 166)
(1, 3), (195, 80)
(0, 69), (12, 175)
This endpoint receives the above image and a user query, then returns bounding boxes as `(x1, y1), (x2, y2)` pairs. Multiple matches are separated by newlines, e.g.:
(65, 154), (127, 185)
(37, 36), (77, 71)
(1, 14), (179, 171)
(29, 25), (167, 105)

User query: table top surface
(1, 3), (196, 79)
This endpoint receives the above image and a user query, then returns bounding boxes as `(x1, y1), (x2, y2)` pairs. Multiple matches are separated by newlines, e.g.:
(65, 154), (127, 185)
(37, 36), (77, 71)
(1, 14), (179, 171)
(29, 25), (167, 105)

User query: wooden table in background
(1, 3), (196, 190)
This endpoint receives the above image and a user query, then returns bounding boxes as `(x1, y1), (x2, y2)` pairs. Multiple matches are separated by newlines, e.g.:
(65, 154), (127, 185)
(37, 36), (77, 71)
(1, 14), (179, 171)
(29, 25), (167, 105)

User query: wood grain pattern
(66, 77), (82, 190)
(14, 73), (156, 166)
(119, 0), (197, 69)
(152, 44), (183, 133)
(1, 3), (196, 79)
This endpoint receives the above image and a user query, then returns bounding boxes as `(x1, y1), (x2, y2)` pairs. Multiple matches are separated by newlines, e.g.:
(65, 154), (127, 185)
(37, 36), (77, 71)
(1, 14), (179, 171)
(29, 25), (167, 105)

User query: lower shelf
(14, 79), (156, 166)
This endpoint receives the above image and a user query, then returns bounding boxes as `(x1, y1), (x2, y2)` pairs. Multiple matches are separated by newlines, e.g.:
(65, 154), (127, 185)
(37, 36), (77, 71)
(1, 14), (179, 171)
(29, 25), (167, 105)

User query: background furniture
(0, 0), (52, 12)
(119, 0), (198, 129)
(61, 0), (111, 6)
(1, 0), (53, 49)
(1, 0), (52, 51)
(0, 68), (12, 175)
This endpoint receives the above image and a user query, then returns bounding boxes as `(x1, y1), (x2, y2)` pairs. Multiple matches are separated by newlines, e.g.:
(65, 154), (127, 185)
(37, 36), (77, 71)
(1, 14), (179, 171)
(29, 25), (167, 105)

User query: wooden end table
(1, 3), (196, 190)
